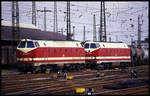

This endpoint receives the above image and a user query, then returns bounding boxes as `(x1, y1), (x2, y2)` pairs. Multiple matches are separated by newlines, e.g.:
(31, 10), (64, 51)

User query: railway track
(2, 65), (149, 95)
(94, 85), (148, 95)
(2, 71), (148, 95)
(2, 65), (148, 86)
(2, 65), (148, 83)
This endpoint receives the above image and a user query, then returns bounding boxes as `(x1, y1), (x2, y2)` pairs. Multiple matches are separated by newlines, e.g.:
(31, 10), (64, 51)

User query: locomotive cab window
(34, 42), (37, 47)
(96, 43), (100, 48)
(18, 41), (26, 48)
(84, 43), (89, 49)
(27, 41), (35, 48)
(35, 42), (40, 47)
(90, 43), (97, 48)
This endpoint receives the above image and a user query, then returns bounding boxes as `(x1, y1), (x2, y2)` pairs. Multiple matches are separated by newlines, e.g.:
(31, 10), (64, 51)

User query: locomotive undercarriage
(17, 59), (146, 74)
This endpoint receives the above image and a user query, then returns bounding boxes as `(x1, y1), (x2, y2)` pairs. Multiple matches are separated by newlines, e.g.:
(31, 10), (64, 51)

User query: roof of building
(2, 20), (40, 29)
(1, 20), (70, 41)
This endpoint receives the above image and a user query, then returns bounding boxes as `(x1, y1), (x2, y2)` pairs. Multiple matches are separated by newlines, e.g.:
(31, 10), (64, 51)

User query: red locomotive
(17, 39), (85, 73)
(83, 41), (131, 69)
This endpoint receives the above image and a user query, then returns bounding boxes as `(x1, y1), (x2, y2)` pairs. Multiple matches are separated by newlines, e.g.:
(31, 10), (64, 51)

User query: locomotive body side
(84, 42), (131, 67)
(17, 39), (85, 72)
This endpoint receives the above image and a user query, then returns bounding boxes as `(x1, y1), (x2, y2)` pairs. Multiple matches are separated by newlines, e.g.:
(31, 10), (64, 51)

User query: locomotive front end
(16, 39), (39, 72)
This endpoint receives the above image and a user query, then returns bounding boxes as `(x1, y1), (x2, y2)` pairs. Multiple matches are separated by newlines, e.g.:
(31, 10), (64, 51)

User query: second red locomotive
(83, 41), (131, 69)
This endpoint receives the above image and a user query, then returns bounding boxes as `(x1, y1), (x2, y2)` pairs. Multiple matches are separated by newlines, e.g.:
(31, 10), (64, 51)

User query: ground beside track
(1, 65), (149, 95)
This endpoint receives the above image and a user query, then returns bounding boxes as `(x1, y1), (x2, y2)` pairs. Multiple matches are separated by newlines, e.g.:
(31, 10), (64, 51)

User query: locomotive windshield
(90, 43), (97, 48)
(27, 41), (35, 48)
(18, 41), (35, 48)
(84, 43), (89, 49)
(18, 41), (26, 48)
(84, 43), (100, 49)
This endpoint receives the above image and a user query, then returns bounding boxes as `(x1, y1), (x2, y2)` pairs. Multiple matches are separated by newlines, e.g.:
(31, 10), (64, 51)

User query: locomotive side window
(84, 43), (89, 49)
(96, 43), (100, 48)
(76, 43), (79, 47)
(37, 42), (40, 46)
(48, 49), (50, 52)
(60, 49), (62, 52)
(76, 49), (78, 52)
(27, 41), (34, 48)
(35, 42), (39, 47)
(54, 49), (56, 53)
(34, 42), (37, 47)
(18, 41), (26, 48)
(65, 49), (67, 52)
(43, 43), (46, 46)
(90, 43), (97, 48)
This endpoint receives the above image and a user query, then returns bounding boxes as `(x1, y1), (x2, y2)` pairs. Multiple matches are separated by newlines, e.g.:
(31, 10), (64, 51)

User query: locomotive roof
(85, 41), (129, 48)
(20, 39), (83, 48)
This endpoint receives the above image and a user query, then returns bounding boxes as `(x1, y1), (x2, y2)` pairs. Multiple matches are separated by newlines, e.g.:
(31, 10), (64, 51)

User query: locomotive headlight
(17, 58), (20, 61)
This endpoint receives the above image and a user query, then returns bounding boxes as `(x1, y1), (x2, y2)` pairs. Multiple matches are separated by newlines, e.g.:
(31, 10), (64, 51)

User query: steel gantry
(66, 1), (71, 40)
(99, 1), (107, 42)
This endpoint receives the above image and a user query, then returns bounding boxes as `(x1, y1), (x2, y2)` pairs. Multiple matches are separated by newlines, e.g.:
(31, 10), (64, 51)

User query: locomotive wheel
(96, 64), (104, 71)
(109, 63), (112, 69)
(106, 64), (109, 70)
(40, 65), (46, 73)
(104, 64), (109, 70)
(63, 64), (69, 72)
(32, 66), (41, 74)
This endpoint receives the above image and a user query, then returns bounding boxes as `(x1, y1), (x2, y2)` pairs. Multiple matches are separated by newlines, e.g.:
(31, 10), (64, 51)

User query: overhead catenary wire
(2, 1), (148, 44)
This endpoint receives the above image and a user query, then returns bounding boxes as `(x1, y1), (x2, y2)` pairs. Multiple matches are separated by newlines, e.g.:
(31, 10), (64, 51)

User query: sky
(1, 1), (149, 45)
